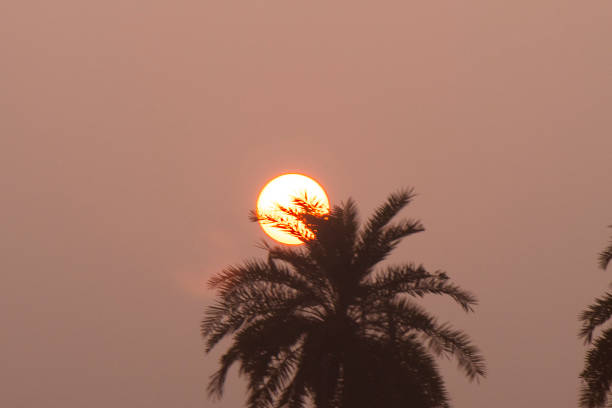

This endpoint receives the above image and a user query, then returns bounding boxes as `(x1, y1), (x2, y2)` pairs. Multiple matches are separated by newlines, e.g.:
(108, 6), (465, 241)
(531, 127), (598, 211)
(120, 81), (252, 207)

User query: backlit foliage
(202, 189), (486, 408)
(580, 227), (612, 408)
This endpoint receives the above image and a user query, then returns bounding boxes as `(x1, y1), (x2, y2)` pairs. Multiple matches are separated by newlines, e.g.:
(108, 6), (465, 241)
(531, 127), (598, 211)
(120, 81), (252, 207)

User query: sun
(256, 173), (330, 245)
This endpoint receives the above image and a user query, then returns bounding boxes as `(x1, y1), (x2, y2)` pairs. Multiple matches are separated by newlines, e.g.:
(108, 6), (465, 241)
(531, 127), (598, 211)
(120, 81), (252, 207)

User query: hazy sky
(2, 1), (611, 407)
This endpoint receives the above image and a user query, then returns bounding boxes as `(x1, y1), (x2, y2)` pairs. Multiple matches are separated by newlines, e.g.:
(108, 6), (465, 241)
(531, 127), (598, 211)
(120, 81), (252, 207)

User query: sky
(1, 1), (611, 407)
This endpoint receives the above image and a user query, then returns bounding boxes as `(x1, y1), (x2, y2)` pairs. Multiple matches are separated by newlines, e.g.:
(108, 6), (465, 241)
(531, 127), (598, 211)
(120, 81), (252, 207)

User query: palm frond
(380, 218), (425, 244)
(208, 344), (241, 399)
(265, 245), (316, 273)
(362, 264), (478, 312)
(366, 298), (486, 381)
(338, 198), (359, 244)
(247, 346), (302, 408)
(208, 315), (313, 403)
(393, 336), (451, 408)
(354, 220), (425, 278)
(274, 359), (310, 408)
(353, 189), (423, 277)
(580, 293), (612, 344)
(363, 298), (436, 335)
(580, 327), (612, 408)
(599, 232), (612, 270)
(250, 194), (329, 244)
(202, 286), (320, 352)
(425, 323), (487, 382)
(358, 189), (417, 246)
(208, 259), (316, 297)
(266, 246), (337, 316)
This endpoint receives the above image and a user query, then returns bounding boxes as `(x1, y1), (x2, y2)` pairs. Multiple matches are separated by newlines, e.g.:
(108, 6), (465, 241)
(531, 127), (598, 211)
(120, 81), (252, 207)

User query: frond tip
(359, 189), (418, 245)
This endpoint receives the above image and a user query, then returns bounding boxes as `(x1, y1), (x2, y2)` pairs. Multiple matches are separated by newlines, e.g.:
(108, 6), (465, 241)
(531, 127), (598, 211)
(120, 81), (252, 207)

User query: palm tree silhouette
(580, 228), (612, 408)
(201, 189), (486, 408)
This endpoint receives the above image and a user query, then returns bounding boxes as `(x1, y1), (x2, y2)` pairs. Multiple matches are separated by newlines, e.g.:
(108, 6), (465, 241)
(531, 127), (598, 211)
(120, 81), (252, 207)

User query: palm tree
(201, 189), (486, 408)
(580, 227), (612, 408)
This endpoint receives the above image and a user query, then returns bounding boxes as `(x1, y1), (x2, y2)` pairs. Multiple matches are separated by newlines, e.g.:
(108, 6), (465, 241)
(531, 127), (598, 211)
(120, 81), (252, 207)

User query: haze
(1, 1), (611, 407)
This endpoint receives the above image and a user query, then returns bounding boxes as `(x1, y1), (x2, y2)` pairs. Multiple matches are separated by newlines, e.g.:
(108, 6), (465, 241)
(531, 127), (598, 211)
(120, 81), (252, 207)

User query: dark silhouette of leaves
(203, 189), (486, 408)
(579, 227), (612, 408)
(599, 227), (612, 270)
(581, 328), (612, 408)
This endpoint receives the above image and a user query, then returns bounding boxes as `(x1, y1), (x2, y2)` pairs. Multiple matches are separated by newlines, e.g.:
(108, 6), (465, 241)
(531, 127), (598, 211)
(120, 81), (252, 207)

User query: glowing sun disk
(256, 174), (330, 245)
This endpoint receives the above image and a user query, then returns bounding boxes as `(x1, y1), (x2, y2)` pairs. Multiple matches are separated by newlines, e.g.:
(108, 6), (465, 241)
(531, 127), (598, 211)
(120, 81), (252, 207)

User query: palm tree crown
(580, 227), (612, 408)
(202, 189), (486, 408)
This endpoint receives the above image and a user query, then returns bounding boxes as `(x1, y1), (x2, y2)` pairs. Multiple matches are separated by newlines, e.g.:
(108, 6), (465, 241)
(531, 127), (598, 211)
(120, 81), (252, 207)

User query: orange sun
(256, 173), (330, 245)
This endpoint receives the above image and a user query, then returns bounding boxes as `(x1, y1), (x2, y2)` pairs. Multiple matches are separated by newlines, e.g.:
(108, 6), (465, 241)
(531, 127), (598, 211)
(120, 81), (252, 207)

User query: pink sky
(1, 1), (612, 407)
